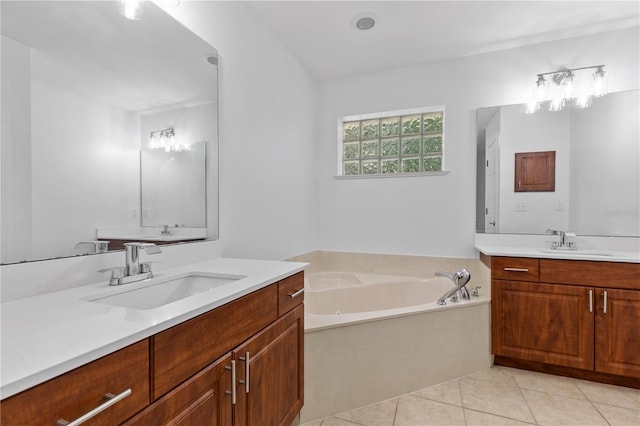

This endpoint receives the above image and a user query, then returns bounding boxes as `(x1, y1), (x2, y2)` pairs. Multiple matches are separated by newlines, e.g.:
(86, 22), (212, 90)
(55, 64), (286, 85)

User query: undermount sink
(89, 273), (245, 310)
(538, 249), (614, 257)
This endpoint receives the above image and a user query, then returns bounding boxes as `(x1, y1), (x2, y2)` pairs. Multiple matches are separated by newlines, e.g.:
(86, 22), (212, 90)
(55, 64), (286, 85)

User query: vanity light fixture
(149, 128), (190, 152)
(528, 65), (607, 113)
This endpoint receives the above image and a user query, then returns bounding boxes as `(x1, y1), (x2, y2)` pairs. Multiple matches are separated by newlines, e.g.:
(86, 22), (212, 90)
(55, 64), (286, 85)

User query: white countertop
(475, 244), (640, 263)
(96, 227), (207, 242)
(0, 257), (307, 399)
(474, 233), (640, 263)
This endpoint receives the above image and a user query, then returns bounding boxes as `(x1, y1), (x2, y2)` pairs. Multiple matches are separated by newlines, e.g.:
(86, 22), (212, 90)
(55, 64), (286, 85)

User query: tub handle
(288, 288), (305, 298)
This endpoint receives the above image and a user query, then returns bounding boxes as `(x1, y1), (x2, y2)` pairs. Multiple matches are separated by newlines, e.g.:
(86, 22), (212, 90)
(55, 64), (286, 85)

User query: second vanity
(477, 239), (640, 388)
(0, 258), (306, 425)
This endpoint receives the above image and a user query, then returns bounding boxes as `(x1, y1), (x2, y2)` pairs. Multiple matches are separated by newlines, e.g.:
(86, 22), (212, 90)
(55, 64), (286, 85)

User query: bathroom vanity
(483, 254), (640, 387)
(0, 261), (305, 425)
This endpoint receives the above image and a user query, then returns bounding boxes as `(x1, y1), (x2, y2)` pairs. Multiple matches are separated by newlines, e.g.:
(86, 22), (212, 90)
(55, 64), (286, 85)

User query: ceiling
(246, 1), (640, 81)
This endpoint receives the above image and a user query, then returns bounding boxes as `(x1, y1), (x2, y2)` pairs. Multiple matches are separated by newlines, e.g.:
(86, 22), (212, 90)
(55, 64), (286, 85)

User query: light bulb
(549, 98), (565, 112)
(535, 75), (548, 102)
(118, 0), (142, 20)
(525, 100), (539, 114)
(593, 67), (607, 97)
(575, 95), (592, 109)
(563, 72), (575, 100)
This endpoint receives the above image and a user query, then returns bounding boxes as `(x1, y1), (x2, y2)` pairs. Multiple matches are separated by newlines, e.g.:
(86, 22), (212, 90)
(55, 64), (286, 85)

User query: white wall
(165, 1), (319, 260)
(316, 27), (639, 258)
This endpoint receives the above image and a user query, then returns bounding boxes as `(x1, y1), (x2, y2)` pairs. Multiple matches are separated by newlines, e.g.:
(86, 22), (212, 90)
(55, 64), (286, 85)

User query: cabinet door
(124, 353), (233, 426)
(492, 280), (594, 369)
(233, 304), (304, 426)
(595, 289), (640, 378)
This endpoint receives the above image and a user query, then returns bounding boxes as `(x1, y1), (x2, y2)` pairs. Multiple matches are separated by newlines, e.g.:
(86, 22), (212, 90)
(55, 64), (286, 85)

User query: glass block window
(340, 107), (444, 176)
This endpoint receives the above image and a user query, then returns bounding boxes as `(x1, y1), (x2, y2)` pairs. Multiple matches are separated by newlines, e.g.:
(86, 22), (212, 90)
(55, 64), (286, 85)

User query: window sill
(334, 171), (450, 180)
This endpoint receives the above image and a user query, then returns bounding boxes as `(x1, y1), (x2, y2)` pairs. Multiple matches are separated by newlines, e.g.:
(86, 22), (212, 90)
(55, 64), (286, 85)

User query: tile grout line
(458, 379), (469, 426)
(463, 407), (538, 425)
(575, 382), (615, 426)
(408, 377), (536, 425)
(512, 370), (540, 425)
(392, 397), (399, 426)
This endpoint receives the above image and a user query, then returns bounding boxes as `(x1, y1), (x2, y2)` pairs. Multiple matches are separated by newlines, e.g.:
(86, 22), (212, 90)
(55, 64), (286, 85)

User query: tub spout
(435, 268), (472, 305)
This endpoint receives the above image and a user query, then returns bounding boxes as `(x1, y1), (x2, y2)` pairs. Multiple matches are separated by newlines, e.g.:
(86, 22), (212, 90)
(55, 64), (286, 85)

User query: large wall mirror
(1, 1), (219, 264)
(476, 90), (639, 237)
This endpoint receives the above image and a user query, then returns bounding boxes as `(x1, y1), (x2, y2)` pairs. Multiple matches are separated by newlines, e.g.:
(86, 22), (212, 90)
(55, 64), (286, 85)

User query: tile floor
(301, 366), (640, 426)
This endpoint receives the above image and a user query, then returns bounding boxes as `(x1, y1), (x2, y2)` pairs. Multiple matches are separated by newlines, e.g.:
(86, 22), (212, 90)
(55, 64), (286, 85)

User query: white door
(485, 135), (499, 233)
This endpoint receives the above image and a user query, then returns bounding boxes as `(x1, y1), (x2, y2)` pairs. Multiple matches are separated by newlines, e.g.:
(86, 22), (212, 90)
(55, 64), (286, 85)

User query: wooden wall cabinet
(514, 151), (555, 192)
(491, 257), (640, 384)
(1, 272), (305, 426)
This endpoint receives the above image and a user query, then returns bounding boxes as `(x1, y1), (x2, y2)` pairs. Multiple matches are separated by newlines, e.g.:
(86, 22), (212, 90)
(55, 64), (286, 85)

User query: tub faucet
(436, 269), (471, 305)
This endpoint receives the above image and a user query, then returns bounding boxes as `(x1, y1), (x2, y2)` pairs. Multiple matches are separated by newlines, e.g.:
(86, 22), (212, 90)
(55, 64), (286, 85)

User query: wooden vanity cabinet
(1, 272), (305, 426)
(490, 257), (640, 384)
(142, 272), (305, 426)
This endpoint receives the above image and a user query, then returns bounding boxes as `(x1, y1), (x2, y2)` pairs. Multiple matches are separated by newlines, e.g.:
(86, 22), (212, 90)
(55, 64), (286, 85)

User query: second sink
(90, 273), (245, 310)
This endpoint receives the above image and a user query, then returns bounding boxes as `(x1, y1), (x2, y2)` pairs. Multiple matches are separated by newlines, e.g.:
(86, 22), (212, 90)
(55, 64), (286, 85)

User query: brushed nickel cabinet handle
(588, 290), (593, 313)
(288, 288), (305, 298)
(55, 389), (131, 426)
(238, 352), (250, 393)
(602, 291), (608, 314)
(504, 267), (529, 272)
(225, 361), (236, 404)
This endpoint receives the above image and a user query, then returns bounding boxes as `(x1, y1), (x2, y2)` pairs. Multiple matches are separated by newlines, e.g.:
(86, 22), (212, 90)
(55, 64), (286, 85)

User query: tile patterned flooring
(301, 366), (640, 426)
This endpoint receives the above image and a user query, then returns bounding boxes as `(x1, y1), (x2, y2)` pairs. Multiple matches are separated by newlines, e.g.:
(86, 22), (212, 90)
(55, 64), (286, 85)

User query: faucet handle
(98, 267), (125, 285)
(472, 286), (482, 297)
(139, 261), (162, 274)
(124, 242), (163, 255)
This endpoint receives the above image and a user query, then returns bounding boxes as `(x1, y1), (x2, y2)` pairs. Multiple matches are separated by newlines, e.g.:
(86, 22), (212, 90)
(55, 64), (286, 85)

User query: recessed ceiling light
(352, 14), (377, 31)
(356, 16), (375, 30)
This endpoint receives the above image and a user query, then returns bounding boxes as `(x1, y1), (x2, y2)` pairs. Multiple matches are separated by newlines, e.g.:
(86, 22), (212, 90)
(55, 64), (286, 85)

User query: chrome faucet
(99, 242), (162, 286)
(436, 269), (472, 305)
(546, 229), (577, 250)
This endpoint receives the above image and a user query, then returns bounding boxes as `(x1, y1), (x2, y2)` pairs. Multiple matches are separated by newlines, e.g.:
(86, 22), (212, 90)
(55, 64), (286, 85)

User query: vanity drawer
(492, 257), (539, 282)
(278, 272), (305, 316)
(540, 259), (640, 289)
(0, 340), (149, 426)
(152, 284), (278, 400)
